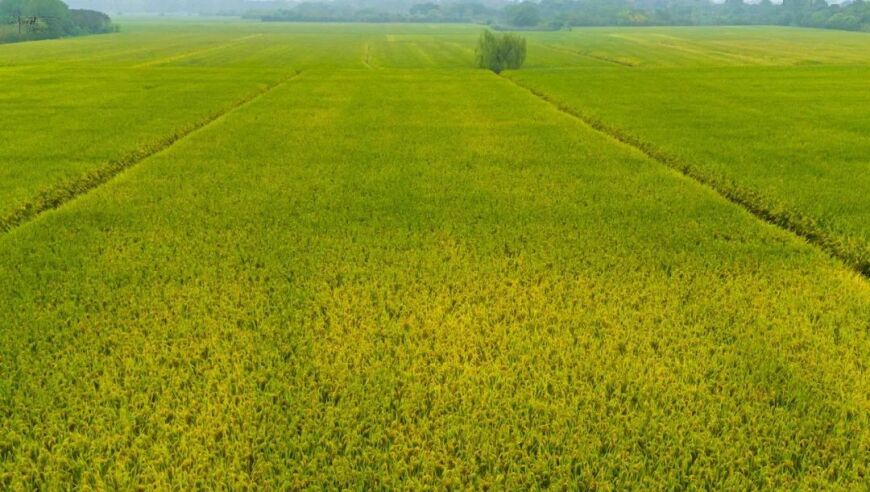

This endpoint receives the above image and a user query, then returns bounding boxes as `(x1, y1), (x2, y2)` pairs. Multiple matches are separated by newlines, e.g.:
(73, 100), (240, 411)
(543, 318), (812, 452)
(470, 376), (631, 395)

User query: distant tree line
(260, 1), (499, 23)
(1, 0), (116, 43)
(258, 0), (869, 33)
(505, 0), (870, 32)
(35, 0), (870, 33)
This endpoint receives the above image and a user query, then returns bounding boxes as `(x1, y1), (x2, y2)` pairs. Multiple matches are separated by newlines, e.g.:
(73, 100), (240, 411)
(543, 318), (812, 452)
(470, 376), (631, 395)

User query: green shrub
(475, 30), (527, 74)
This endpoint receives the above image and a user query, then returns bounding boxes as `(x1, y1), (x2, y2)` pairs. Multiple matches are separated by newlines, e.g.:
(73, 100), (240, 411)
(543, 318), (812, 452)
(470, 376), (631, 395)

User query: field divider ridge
(0, 71), (302, 236)
(500, 73), (869, 278)
(542, 44), (636, 67)
(362, 43), (373, 69)
(132, 34), (265, 69)
(580, 52), (636, 67)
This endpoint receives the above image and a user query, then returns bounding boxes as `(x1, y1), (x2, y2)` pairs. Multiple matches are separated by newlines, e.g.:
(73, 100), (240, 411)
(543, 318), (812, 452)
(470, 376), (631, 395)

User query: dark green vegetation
(0, 20), (868, 488)
(0, 0), (114, 43)
(500, 0), (870, 31)
(475, 30), (526, 73)
(256, 0), (870, 33)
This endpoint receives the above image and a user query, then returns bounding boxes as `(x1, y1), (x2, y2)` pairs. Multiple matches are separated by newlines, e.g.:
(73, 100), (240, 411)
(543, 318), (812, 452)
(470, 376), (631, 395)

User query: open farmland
(511, 27), (870, 274)
(0, 20), (868, 489)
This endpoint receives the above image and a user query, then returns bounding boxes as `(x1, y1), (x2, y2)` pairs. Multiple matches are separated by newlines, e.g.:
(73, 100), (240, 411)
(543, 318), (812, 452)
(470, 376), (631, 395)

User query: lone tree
(475, 30), (527, 74)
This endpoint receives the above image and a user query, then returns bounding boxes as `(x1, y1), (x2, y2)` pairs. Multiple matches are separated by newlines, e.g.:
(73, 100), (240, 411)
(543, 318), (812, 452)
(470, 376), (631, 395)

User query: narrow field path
(541, 44), (637, 67)
(0, 72), (301, 237)
(132, 34), (265, 68)
(501, 74), (869, 279)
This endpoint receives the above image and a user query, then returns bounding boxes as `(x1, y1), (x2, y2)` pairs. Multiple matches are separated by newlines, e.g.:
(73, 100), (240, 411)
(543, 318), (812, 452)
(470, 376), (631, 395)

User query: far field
(0, 20), (867, 489)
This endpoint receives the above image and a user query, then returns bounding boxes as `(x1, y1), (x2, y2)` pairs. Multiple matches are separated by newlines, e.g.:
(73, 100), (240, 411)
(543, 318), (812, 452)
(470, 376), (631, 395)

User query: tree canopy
(475, 30), (527, 74)
(1, 0), (114, 42)
(259, 0), (869, 33)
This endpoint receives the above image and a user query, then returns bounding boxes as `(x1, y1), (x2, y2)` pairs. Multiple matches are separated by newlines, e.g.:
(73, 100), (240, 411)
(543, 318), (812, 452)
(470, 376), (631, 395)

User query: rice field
(508, 49), (870, 274)
(0, 20), (868, 489)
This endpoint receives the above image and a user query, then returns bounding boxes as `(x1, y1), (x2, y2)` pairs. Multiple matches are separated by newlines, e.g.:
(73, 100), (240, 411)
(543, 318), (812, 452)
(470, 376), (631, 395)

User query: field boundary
(0, 71), (301, 236)
(501, 74), (869, 278)
(580, 52), (636, 67)
(362, 43), (373, 69)
(132, 34), (264, 69)
(538, 44), (636, 67)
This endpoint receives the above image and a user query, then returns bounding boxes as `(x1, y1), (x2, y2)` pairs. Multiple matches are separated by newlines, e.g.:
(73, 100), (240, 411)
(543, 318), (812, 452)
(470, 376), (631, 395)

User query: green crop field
(511, 27), (870, 274)
(0, 20), (867, 489)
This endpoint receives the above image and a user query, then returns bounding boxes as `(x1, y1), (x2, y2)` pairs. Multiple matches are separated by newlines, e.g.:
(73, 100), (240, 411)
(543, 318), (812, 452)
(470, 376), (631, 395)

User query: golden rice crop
(0, 21), (867, 489)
